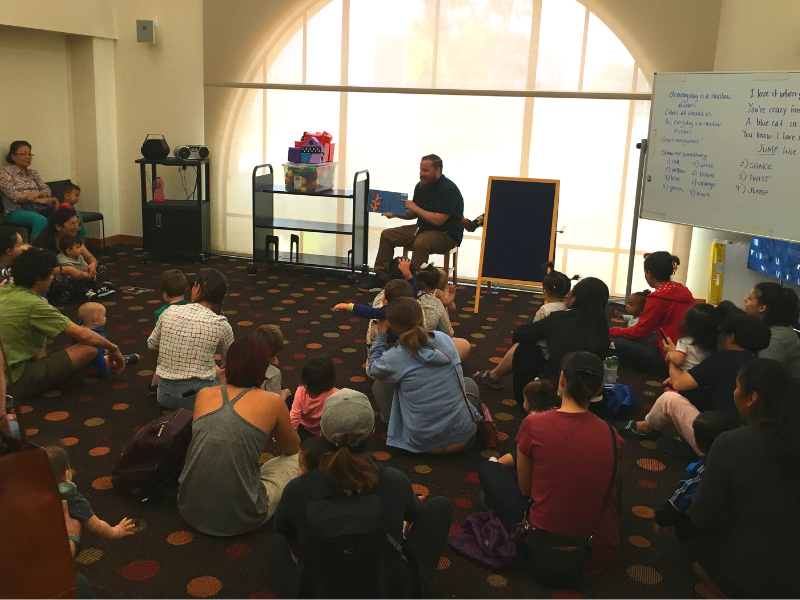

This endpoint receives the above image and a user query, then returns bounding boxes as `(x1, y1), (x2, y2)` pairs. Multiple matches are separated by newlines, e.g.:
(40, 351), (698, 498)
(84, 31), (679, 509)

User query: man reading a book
(360, 154), (464, 290)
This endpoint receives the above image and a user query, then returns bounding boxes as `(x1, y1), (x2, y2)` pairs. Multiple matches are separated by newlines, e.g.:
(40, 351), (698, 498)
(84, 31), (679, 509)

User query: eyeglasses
(13, 153), (33, 157)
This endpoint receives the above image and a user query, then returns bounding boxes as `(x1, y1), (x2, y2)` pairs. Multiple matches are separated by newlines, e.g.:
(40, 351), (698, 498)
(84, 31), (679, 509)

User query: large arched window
(212, 0), (670, 295)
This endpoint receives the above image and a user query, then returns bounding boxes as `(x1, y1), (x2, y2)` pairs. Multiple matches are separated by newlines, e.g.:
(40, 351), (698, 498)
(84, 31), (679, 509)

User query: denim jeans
(156, 376), (218, 410)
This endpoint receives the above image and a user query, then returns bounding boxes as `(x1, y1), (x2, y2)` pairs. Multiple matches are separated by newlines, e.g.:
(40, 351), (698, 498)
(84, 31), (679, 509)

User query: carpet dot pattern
(21, 247), (700, 598)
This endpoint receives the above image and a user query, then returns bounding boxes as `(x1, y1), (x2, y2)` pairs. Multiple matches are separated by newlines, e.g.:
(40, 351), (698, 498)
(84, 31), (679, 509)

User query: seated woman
(0, 229), (27, 284)
(609, 252), (695, 377)
(507, 277), (610, 405)
(178, 335), (301, 536)
(270, 388), (454, 598)
(690, 358), (800, 598)
(0, 141), (57, 239)
(415, 263), (470, 360)
(478, 352), (624, 577)
(473, 263), (576, 391)
(618, 313), (771, 456)
(147, 268), (234, 410)
(743, 281), (800, 381)
(368, 297), (479, 453)
(32, 208), (111, 303)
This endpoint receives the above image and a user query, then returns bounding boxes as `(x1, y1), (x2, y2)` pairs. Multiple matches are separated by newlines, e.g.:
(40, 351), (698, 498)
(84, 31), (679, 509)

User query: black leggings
(511, 342), (548, 405)
(270, 496), (454, 598)
(49, 264), (108, 303)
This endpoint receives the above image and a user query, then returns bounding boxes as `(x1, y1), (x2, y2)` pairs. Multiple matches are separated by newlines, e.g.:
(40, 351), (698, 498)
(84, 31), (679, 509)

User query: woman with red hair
(178, 335), (301, 536)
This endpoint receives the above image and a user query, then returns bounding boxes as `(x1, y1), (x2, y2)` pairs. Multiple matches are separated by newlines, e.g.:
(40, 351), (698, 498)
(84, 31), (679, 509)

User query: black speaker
(141, 134), (170, 161)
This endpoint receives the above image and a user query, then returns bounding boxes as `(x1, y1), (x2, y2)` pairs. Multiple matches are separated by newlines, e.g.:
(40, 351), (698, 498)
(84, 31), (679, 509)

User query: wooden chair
(402, 245), (459, 285)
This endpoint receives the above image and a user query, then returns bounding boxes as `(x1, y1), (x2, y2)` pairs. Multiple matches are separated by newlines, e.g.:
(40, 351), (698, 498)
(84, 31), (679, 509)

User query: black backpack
(298, 466), (412, 599)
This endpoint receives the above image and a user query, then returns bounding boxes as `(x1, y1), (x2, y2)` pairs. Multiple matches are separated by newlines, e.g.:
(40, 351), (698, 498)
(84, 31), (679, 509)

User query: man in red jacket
(610, 252), (695, 376)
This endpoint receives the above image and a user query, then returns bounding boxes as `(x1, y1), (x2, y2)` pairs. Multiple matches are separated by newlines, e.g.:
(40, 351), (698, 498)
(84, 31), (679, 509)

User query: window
(211, 0), (666, 296)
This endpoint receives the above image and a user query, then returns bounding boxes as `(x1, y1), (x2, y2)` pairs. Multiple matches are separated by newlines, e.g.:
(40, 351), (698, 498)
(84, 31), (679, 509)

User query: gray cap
(320, 388), (375, 446)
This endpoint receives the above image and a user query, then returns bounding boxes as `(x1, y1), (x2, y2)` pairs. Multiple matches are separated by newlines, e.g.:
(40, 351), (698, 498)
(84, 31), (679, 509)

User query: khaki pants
(644, 391), (701, 455)
(374, 224), (456, 280)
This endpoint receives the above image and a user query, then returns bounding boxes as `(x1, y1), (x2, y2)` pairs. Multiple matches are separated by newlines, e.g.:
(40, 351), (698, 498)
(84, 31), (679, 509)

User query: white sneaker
(97, 285), (115, 298)
(85, 290), (97, 300)
(488, 456), (498, 462)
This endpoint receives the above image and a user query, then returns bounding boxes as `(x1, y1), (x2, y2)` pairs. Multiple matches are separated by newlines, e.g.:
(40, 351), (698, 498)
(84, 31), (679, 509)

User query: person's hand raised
(332, 303), (350, 311)
(377, 319), (390, 334)
(397, 257), (412, 277)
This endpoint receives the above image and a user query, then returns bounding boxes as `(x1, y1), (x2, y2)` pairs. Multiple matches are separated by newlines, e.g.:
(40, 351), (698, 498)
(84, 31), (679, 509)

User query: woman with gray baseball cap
(271, 388), (454, 598)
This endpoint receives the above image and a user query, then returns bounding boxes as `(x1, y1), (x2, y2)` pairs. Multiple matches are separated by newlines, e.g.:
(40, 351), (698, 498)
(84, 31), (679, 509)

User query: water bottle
(603, 356), (619, 389)
(491, 281), (499, 295)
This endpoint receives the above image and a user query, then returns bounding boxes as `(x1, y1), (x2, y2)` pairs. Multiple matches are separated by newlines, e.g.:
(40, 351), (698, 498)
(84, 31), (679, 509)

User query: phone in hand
(659, 328), (669, 344)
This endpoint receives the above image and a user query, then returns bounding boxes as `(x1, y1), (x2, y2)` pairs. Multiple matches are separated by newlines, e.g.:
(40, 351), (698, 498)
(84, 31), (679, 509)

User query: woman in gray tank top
(178, 336), (300, 536)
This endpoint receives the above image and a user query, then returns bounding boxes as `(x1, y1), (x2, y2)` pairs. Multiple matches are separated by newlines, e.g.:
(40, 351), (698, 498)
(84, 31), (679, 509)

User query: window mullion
(577, 7), (589, 92)
(519, 0), (543, 179)
(431, 0), (441, 88)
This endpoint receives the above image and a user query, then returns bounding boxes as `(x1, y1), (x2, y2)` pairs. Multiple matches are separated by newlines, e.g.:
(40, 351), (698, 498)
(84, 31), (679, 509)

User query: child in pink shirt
(290, 356), (338, 439)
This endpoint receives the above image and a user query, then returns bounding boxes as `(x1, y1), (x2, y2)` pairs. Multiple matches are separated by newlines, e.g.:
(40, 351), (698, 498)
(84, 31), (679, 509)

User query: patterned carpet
(17, 245), (713, 599)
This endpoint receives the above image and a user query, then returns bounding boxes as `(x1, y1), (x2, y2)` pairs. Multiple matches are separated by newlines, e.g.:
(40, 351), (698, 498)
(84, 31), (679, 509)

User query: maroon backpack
(111, 409), (193, 499)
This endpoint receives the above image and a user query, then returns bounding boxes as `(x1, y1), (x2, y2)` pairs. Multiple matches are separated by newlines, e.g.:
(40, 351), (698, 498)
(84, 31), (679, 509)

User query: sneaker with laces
(97, 285), (116, 298)
(123, 353), (141, 365)
(85, 290), (98, 300)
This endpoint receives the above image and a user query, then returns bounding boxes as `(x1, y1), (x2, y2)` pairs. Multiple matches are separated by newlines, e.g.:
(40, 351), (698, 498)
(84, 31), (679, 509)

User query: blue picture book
(368, 190), (407, 216)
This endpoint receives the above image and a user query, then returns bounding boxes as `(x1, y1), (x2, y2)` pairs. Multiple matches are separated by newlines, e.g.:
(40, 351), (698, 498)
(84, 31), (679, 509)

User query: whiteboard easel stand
(624, 139), (648, 299)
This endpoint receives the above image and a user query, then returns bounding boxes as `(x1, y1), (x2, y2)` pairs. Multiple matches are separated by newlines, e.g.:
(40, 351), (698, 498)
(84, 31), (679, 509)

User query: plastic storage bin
(282, 162), (337, 193)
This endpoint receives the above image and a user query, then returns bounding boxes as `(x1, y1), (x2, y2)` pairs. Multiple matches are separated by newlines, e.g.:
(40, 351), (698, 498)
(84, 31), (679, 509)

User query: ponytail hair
(319, 434), (379, 494)
(753, 281), (800, 327)
(385, 297), (429, 353)
(644, 251), (680, 282)
(415, 263), (442, 291)
(541, 261), (579, 298)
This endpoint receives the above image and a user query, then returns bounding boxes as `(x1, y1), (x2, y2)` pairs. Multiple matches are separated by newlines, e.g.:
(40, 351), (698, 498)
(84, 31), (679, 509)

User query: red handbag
(431, 345), (498, 448)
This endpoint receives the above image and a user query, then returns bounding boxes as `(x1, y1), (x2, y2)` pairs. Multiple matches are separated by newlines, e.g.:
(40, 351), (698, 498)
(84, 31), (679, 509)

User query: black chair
(48, 179), (105, 248)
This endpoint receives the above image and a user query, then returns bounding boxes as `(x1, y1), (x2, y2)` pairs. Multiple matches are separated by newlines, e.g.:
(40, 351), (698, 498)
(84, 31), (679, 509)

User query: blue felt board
(748, 237), (800, 286)
(368, 190), (407, 216)
(480, 179), (557, 283)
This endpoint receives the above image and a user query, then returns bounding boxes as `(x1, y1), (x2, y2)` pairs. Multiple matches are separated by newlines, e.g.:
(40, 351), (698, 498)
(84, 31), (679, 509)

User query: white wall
(113, 0), (205, 236)
(685, 0), (800, 300)
(0, 26), (73, 182)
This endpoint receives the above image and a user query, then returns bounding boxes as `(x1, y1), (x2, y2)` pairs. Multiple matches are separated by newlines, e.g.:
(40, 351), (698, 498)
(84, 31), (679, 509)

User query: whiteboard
(642, 71), (800, 242)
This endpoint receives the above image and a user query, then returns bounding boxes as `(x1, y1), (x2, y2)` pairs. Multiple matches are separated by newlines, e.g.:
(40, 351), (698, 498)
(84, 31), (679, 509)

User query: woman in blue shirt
(368, 297), (478, 453)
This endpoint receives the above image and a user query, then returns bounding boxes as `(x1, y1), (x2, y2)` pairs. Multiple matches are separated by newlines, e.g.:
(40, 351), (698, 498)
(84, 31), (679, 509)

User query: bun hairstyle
(416, 263), (442, 291)
(542, 261), (579, 298)
(630, 289), (650, 304)
(194, 268), (228, 314)
(644, 251), (680, 282)
(385, 296), (429, 353)
(5, 140), (31, 164)
(682, 303), (722, 354)
(719, 313), (771, 354)
(753, 282), (800, 327)
(560, 351), (604, 405)
(714, 299), (744, 321)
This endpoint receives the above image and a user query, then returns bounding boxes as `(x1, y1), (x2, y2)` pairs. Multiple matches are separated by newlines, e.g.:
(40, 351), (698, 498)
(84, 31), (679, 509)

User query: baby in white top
(664, 304), (719, 372)
(534, 263), (579, 359)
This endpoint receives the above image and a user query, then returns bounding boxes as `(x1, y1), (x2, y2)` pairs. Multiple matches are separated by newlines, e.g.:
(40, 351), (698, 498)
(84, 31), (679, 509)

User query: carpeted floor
(16, 245), (713, 599)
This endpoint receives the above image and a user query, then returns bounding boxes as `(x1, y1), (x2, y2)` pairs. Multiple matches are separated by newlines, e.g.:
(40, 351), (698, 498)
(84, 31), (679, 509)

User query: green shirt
(0, 283), (74, 383)
(154, 299), (190, 326)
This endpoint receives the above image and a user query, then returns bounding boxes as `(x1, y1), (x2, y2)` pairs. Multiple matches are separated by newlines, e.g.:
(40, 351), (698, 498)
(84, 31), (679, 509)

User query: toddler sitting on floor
(72, 302), (139, 374)
(57, 235), (113, 300)
(45, 445), (135, 540)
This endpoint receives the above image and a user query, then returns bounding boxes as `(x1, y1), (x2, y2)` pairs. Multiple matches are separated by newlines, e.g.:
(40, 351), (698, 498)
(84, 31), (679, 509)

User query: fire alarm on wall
(136, 20), (155, 43)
